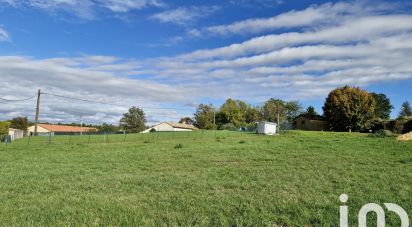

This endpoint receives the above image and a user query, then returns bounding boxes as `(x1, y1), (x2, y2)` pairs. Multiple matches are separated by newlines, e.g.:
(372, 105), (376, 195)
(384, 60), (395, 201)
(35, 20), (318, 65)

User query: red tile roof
(38, 124), (98, 133)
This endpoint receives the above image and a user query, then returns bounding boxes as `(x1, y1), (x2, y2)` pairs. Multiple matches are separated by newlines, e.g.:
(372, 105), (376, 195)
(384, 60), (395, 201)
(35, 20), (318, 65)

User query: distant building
(8, 128), (24, 141)
(142, 122), (198, 133)
(293, 114), (328, 131)
(257, 121), (277, 135)
(27, 124), (98, 136)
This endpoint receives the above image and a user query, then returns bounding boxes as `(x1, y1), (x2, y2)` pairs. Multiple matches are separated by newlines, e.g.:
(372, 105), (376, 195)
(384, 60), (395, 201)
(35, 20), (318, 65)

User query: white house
(142, 122), (198, 133)
(257, 121), (277, 135)
(8, 128), (24, 141)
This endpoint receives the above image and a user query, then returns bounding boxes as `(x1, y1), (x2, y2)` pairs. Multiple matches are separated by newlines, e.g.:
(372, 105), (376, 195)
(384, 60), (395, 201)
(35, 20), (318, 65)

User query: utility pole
(80, 115), (83, 136)
(34, 89), (41, 136)
(276, 102), (280, 125)
(213, 110), (216, 129)
(276, 102), (280, 133)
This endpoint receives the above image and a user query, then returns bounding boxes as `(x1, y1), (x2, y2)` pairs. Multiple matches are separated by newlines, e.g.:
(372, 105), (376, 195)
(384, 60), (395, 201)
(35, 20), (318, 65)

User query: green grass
(0, 130), (411, 226)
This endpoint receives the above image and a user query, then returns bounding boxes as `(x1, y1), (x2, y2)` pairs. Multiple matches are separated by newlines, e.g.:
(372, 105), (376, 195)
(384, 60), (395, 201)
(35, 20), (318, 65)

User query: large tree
(119, 107), (146, 133)
(371, 93), (393, 119)
(10, 117), (29, 134)
(262, 98), (285, 123)
(218, 99), (248, 127)
(193, 104), (216, 129)
(262, 98), (302, 123)
(285, 101), (303, 122)
(245, 106), (261, 124)
(398, 101), (412, 118)
(323, 86), (375, 132)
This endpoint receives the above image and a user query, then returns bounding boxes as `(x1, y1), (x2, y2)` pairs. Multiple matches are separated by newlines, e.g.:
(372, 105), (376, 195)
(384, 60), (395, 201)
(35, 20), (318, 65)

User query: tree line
(182, 86), (411, 132)
(189, 99), (304, 130)
(1, 86), (411, 137)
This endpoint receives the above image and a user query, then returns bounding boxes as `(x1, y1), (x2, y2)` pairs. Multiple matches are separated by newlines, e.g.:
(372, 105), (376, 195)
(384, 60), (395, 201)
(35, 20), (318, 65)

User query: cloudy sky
(0, 0), (412, 125)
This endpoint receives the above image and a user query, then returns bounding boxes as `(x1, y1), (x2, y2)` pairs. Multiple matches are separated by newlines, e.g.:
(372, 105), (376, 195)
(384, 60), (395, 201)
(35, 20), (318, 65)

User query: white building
(8, 128), (24, 141)
(142, 122), (198, 133)
(257, 121), (277, 135)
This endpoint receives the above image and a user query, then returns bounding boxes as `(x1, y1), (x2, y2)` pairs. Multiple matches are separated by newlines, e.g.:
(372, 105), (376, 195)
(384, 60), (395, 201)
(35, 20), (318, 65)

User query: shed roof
(258, 121), (277, 125)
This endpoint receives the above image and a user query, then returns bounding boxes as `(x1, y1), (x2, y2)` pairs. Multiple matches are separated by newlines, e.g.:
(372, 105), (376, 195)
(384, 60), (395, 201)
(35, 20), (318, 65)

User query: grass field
(0, 130), (411, 226)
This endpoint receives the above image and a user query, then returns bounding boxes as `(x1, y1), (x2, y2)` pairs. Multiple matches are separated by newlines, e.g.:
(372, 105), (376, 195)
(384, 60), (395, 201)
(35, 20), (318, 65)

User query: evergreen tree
(398, 101), (412, 118)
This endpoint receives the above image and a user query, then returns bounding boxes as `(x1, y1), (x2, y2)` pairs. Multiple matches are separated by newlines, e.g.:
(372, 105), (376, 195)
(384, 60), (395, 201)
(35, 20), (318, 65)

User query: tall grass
(0, 130), (411, 226)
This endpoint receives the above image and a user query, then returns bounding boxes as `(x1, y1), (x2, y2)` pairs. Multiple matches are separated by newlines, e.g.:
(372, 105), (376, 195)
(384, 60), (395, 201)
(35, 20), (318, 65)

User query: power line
(41, 92), (194, 111)
(0, 95), (36, 102)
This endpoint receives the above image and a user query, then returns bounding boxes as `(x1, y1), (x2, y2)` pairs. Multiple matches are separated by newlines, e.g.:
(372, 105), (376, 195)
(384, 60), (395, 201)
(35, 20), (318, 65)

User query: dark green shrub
(403, 120), (412, 134)
(0, 121), (10, 142)
(369, 129), (395, 138)
(239, 140), (246, 144)
(386, 119), (405, 134)
(174, 143), (183, 149)
(370, 120), (386, 132)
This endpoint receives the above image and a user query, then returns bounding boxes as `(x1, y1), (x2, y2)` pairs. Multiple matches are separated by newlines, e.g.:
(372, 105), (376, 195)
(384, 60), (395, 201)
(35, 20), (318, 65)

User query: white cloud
(194, 1), (400, 37)
(0, 27), (10, 41)
(0, 0), (19, 6)
(4, 0), (96, 19)
(0, 0), (165, 19)
(180, 15), (412, 60)
(150, 6), (219, 25)
(99, 0), (164, 13)
(230, 0), (284, 9)
(0, 56), (190, 124)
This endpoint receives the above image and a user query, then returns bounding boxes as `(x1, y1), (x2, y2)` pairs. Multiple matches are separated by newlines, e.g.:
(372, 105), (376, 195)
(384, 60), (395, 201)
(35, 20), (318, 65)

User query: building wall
(27, 125), (51, 136)
(8, 129), (24, 141)
(153, 123), (174, 131)
(143, 123), (194, 133)
(294, 117), (328, 131)
(172, 128), (191, 132)
(257, 122), (277, 135)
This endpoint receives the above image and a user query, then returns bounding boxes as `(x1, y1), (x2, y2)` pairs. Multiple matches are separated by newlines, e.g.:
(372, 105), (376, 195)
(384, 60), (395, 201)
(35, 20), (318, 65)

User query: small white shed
(8, 128), (24, 141)
(257, 121), (277, 135)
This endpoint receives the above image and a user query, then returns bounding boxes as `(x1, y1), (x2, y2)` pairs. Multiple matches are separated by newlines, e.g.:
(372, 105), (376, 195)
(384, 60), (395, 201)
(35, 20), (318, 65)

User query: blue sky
(0, 0), (412, 124)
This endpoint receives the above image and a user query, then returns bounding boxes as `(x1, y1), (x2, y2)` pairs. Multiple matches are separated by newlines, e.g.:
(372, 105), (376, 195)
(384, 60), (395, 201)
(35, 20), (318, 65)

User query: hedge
(0, 121), (10, 142)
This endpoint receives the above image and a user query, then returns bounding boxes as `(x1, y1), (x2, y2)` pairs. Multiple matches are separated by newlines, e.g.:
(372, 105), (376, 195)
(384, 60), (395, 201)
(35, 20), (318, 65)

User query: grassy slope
(0, 131), (411, 226)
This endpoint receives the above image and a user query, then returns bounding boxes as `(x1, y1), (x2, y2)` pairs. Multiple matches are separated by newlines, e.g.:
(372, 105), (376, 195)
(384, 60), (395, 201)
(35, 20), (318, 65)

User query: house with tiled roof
(27, 124), (98, 136)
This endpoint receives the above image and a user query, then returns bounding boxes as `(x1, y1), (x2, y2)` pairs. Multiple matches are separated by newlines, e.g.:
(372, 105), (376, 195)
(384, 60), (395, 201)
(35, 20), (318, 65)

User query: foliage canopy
(323, 86), (375, 132)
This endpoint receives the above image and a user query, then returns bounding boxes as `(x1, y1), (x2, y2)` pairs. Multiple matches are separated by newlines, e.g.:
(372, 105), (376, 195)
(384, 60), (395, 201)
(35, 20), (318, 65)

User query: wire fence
(1, 130), (261, 149)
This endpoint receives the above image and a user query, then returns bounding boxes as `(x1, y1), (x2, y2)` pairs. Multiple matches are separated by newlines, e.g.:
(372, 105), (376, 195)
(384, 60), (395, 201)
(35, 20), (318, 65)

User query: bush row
(370, 117), (412, 134)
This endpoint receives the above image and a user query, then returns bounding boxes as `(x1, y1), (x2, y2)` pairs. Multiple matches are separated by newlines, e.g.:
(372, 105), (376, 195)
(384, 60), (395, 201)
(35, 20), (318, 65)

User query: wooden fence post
(27, 135), (31, 147)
